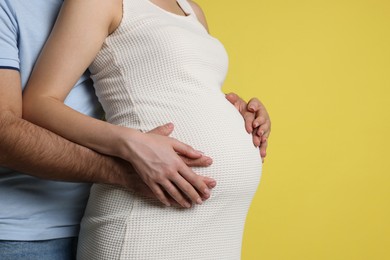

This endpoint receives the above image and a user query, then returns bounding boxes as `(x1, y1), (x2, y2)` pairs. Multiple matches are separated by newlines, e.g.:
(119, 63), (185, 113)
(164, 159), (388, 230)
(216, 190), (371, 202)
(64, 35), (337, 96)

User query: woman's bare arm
(23, 0), (213, 208)
(188, 0), (209, 32)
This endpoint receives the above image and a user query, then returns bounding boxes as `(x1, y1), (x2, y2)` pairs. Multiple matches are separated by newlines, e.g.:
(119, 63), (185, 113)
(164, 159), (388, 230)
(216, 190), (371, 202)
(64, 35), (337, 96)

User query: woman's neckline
(145, 0), (193, 19)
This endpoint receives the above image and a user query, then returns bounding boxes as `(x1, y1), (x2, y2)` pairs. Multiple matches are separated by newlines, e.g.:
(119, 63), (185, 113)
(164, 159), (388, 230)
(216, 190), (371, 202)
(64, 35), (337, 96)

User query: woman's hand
(225, 92), (271, 161)
(21, 0), (216, 209)
(113, 123), (215, 208)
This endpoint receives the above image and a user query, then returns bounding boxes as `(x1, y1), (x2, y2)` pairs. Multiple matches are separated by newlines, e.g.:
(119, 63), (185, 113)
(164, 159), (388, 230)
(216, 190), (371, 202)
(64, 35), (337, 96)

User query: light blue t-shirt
(0, 0), (103, 240)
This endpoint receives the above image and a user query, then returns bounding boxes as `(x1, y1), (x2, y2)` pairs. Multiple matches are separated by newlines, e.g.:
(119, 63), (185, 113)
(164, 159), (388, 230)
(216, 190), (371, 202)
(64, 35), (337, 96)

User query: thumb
(148, 123), (174, 136)
(225, 92), (239, 104)
(225, 92), (241, 111)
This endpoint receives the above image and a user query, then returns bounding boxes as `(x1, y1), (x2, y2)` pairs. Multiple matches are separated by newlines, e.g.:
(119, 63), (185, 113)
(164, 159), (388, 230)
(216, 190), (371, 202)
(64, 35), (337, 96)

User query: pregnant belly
(115, 90), (263, 198)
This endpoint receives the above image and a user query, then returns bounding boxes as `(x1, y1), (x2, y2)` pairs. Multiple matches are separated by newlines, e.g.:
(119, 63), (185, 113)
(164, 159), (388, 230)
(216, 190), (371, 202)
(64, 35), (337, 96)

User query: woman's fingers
(247, 97), (261, 112)
(259, 137), (268, 160)
(160, 179), (192, 208)
(170, 139), (215, 202)
(177, 165), (212, 202)
(149, 183), (172, 207)
(171, 138), (203, 159)
(225, 92), (242, 110)
(131, 131), (216, 208)
(179, 154), (213, 167)
(243, 111), (255, 133)
(252, 115), (267, 130)
(255, 116), (270, 136)
(252, 133), (261, 148)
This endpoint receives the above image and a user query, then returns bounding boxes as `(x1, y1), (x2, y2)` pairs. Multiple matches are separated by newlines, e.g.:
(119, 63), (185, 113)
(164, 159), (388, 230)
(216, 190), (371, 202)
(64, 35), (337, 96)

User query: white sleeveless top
(79, 0), (262, 259)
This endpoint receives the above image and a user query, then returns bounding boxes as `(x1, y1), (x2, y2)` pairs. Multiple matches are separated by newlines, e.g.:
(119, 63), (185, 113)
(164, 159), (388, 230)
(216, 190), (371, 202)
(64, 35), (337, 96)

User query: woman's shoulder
(186, 0), (209, 32)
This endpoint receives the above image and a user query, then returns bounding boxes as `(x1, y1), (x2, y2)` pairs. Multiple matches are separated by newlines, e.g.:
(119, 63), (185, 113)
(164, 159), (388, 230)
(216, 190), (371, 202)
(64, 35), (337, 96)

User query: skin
(20, 0), (271, 208)
(225, 93), (271, 161)
(0, 69), (216, 207)
(0, 74), (268, 209)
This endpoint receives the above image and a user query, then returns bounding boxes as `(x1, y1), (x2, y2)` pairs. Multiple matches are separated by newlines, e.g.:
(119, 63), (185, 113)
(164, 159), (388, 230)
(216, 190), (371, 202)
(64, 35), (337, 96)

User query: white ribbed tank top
(78, 0), (262, 259)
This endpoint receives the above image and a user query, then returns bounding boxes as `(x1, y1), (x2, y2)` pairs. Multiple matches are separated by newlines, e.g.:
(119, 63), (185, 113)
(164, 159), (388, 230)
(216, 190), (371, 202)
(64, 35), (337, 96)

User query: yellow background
(197, 0), (390, 259)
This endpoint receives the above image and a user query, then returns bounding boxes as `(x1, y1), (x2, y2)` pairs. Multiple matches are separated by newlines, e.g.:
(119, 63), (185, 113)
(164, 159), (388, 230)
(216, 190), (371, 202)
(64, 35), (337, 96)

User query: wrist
(90, 154), (135, 189)
(111, 125), (143, 161)
(104, 157), (134, 187)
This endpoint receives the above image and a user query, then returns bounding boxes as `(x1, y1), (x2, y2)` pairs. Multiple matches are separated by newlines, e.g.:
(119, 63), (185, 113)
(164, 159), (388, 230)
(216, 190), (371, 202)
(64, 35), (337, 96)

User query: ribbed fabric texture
(78, 0), (262, 259)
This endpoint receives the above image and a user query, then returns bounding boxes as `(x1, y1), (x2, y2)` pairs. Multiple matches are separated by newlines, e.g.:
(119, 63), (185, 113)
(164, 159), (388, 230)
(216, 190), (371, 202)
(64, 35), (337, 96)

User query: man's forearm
(0, 111), (127, 185)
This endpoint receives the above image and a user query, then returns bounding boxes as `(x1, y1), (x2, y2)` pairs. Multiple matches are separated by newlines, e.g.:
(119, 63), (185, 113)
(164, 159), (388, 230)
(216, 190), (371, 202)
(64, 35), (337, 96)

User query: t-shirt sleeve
(0, 1), (20, 71)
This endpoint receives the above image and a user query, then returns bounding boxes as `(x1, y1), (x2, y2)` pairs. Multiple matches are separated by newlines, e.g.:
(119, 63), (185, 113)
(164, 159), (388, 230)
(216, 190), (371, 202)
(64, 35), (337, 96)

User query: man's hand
(225, 92), (271, 161)
(117, 123), (216, 208)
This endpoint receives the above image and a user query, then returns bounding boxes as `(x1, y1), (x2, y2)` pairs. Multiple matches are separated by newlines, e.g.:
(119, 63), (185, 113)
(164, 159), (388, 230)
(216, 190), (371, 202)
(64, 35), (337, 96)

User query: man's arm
(1, 69), (214, 206)
(0, 69), (136, 186)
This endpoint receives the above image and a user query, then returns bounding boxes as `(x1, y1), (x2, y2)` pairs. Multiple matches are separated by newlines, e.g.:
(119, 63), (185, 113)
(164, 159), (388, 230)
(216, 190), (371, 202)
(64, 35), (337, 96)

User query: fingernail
(196, 150), (205, 154)
(205, 158), (213, 165)
(208, 181), (216, 188)
(204, 188), (210, 195)
(165, 202), (171, 207)
(166, 123), (174, 129)
(259, 130), (264, 136)
(185, 202), (191, 208)
(253, 122), (259, 128)
(196, 198), (203, 205)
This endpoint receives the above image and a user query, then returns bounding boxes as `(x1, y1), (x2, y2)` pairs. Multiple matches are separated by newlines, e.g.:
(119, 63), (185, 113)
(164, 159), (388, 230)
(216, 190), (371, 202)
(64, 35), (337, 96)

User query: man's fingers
(202, 176), (217, 190)
(201, 176), (216, 200)
(130, 178), (155, 198)
(180, 154), (213, 167)
(148, 123), (174, 136)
